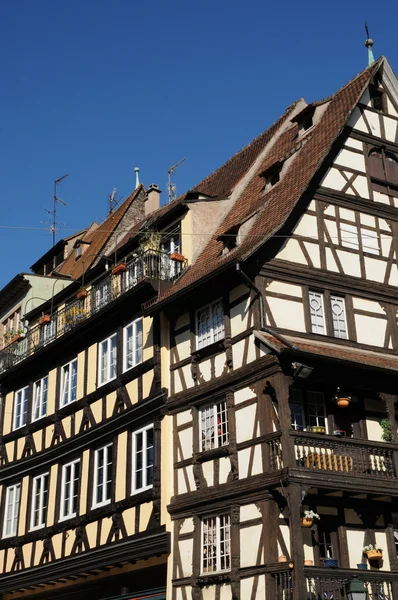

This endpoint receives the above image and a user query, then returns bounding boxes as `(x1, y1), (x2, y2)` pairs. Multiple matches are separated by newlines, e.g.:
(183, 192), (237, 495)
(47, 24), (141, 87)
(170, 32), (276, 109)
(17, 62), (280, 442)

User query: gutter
(235, 262), (297, 350)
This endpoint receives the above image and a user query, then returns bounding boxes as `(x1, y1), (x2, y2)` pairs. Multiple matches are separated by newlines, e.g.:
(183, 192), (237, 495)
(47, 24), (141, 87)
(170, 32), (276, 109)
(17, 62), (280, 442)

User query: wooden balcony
(304, 566), (398, 599)
(292, 431), (397, 483)
(0, 250), (187, 374)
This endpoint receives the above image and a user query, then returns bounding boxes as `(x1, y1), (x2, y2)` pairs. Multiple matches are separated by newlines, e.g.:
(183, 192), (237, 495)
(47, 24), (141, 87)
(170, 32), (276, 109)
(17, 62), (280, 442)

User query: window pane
(340, 222), (359, 250)
(197, 307), (212, 349)
(309, 291), (326, 335)
(307, 391), (326, 429)
(331, 295), (348, 339)
(135, 320), (143, 365)
(361, 228), (380, 255)
(212, 301), (224, 342)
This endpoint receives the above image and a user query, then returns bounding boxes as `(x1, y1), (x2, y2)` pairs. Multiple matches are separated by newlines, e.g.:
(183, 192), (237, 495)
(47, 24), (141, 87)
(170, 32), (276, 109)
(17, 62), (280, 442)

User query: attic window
(76, 246), (82, 258)
(370, 83), (387, 113)
(261, 162), (282, 191)
(292, 106), (316, 137)
(220, 226), (239, 255)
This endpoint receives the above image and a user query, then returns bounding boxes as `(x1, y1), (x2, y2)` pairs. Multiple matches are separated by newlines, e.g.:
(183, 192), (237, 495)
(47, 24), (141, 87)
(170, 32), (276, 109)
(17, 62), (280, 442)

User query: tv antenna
(167, 157), (186, 203)
(44, 174), (69, 246)
(108, 187), (124, 215)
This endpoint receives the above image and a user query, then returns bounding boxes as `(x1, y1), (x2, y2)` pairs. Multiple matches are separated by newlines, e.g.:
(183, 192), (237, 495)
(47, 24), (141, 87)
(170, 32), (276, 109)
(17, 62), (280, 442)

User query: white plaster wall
(347, 108), (368, 132)
(364, 257), (387, 283)
(352, 297), (385, 314)
(200, 359), (212, 382)
(230, 298), (250, 337)
(234, 387), (256, 405)
(266, 297), (306, 332)
(325, 248), (340, 273)
(219, 585), (232, 600)
(294, 213), (319, 238)
(175, 331), (191, 361)
(202, 460), (214, 487)
(345, 137), (363, 150)
(321, 168), (346, 190)
(303, 242), (321, 268)
(336, 250), (362, 279)
(177, 466), (195, 494)
(277, 239), (307, 264)
(202, 587), (216, 600)
(266, 281), (302, 297)
(389, 263), (398, 286)
(364, 109), (381, 138)
(366, 418), (383, 442)
(238, 446), (262, 479)
(229, 283), (248, 303)
(219, 457), (231, 484)
(177, 410), (192, 426)
(232, 334), (256, 368)
(175, 312), (189, 329)
(178, 428), (193, 461)
(373, 190), (391, 205)
(383, 116), (397, 142)
(303, 528), (314, 561)
(240, 524), (263, 567)
(375, 532), (390, 570)
(350, 175), (370, 199)
(334, 148), (366, 172)
(241, 576), (265, 600)
(347, 529), (365, 567)
(355, 314), (387, 347)
(180, 518), (194, 534)
(235, 404), (258, 443)
(215, 353), (225, 377)
(279, 523), (290, 556)
(176, 588), (189, 600)
(241, 504), (261, 522)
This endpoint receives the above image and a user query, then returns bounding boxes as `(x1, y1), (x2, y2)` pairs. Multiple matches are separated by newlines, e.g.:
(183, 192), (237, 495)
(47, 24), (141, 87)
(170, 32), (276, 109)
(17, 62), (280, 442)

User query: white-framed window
(98, 334), (117, 385)
(60, 359), (78, 406)
(60, 459), (80, 520)
(123, 319), (143, 372)
(196, 299), (224, 349)
(40, 319), (57, 346)
(30, 473), (49, 530)
(309, 291), (326, 335)
(289, 390), (306, 431)
(3, 483), (21, 537)
(92, 444), (113, 508)
(307, 391), (327, 431)
(13, 386), (29, 430)
(202, 514), (231, 573)
(361, 228), (380, 255)
(132, 425), (154, 493)
(32, 376), (48, 421)
(200, 401), (229, 452)
(340, 222), (359, 250)
(330, 295), (348, 339)
(94, 280), (111, 312)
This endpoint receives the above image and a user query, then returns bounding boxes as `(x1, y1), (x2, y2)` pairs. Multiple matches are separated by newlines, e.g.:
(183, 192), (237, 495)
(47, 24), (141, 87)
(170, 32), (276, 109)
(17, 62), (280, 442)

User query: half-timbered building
(1, 53), (398, 600)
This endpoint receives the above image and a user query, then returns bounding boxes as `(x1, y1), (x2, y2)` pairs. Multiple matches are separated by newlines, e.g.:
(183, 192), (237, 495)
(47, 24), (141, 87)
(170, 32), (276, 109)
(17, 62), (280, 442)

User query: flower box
(323, 558), (338, 568)
(366, 549), (382, 560)
(11, 334), (22, 344)
(112, 263), (127, 275)
(301, 517), (313, 528)
(77, 289), (88, 299)
(170, 252), (185, 263)
(311, 426), (326, 434)
(39, 315), (51, 326)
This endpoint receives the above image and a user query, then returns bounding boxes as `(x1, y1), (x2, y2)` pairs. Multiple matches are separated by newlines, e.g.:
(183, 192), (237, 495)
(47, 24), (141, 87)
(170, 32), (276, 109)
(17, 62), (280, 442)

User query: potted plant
(323, 557), (339, 567)
(278, 555), (287, 563)
(64, 306), (86, 326)
(11, 329), (25, 343)
(380, 419), (394, 443)
(301, 510), (320, 528)
(363, 545), (383, 560)
(39, 315), (51, 326)
(357, 563), (368, 570)
(170, 252), (185, 263)
(311, 425), (326, 434)
(111, 262), (127, 275)
(139, 230), (162, 253)
(304, 559), (313, 566)
(76, 287), (88, 299)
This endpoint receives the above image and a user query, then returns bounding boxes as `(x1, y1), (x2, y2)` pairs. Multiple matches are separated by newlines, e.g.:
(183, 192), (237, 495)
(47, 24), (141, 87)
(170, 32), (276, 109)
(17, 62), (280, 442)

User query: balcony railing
(0, 250), (186, 374)
(306, 572), (396, 599)
(293, 431), (396, 479)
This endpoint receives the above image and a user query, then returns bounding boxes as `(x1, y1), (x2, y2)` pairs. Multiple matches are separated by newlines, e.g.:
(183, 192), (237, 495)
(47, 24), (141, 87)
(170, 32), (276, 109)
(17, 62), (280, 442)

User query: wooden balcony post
(270, 372), (295, 468)
(379, 393), (398, 477)
(288, 483), (307, 600)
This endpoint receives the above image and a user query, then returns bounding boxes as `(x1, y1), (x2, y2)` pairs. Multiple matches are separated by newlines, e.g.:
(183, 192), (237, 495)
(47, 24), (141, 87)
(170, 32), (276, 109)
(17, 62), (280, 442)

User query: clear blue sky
(0, 0), (397, 288)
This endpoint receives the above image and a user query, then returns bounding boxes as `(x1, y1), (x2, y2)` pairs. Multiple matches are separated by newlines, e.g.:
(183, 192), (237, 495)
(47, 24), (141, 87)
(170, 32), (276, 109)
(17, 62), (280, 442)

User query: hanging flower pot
(311, 426), (326, 434)
(365, 549), (383, 560)
(112, 262), (127, 275)
(39, 315), (51, 326)
(77, 288), (88, 299)
(170, 252), (185, 263)
(337, 397), (351, 408)
(301, 517), (313, 527)
(323, 558), (338, 568)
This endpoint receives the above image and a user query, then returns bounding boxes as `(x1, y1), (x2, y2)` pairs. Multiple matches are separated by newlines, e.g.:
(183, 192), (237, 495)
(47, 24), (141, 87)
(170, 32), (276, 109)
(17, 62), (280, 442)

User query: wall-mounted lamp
(292, 362), (314, 380)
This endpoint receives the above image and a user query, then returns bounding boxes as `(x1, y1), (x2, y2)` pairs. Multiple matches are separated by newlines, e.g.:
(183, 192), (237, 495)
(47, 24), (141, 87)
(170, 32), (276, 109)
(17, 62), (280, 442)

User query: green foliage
(380, 418), (394, 442)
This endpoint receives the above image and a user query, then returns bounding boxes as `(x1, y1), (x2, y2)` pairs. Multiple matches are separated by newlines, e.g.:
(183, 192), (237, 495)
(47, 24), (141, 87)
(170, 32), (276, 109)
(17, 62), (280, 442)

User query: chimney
(145, 184), (161, 216)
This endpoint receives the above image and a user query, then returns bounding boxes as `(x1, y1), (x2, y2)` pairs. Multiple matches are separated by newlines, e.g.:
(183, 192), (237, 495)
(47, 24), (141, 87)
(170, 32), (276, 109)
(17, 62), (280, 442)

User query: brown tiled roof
(155, 58), (383, 302)
(255, 330), (398, 373)
(57, 185), (144, 280)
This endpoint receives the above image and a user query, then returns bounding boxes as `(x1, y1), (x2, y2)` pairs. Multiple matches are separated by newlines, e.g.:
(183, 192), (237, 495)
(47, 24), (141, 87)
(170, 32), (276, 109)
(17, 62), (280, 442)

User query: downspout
(235, 262), (297, 350)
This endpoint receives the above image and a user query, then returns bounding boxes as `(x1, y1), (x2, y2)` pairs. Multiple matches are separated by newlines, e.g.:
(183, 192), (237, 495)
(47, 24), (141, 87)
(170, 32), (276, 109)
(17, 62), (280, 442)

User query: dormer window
(74, 238), (91, 259)
(260, 161), (283, 192)
(76, 246), (82, 258)
(292, 105), (316, 137)
(219, 225), (239, 255)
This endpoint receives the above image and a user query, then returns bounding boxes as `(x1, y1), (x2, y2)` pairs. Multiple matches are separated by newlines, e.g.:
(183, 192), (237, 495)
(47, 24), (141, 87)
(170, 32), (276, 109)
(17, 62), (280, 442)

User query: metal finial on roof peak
(134, 166), (140, 188)
(364, 22), (375, 66)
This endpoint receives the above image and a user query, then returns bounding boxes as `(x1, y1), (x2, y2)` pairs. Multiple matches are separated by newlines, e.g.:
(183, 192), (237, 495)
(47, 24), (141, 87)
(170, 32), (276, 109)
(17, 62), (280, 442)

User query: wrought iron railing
(0, 250), (186, 374)
(306, 572), (395, 599)
(293, 431), (396, 479)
